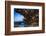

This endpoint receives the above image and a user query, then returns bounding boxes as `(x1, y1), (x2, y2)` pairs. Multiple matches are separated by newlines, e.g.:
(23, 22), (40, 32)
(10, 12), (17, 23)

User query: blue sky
(14, 9), (24, 22)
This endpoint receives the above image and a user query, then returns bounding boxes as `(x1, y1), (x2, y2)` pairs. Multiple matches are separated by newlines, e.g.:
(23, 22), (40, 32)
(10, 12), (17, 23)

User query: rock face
(14, 9), (39, 27)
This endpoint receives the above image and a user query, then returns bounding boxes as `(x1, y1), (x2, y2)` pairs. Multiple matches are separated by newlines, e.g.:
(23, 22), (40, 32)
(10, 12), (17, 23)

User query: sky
(14, 9), (24, 22)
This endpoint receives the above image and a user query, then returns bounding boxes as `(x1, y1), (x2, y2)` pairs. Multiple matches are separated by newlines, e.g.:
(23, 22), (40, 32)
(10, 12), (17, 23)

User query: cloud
(14, 12), (24, 22)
